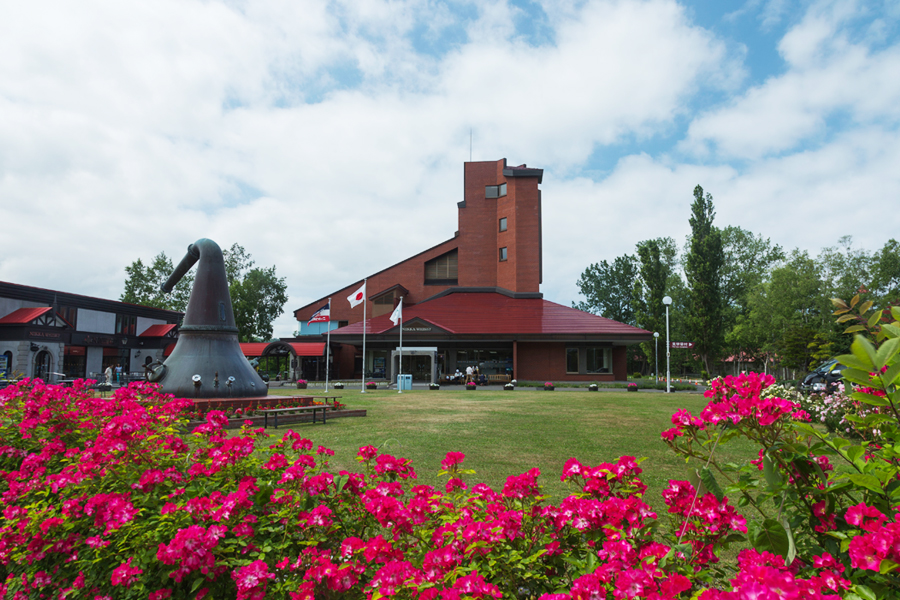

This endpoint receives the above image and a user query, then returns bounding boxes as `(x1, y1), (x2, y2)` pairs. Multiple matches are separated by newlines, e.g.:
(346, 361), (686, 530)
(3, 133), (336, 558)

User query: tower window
(485, 183), (507, 198)
(499, 247), (507, 262)
(499, 217), (507, 232)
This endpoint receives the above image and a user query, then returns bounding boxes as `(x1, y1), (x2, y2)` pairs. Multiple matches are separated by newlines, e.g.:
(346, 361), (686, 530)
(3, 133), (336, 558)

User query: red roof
(139, 324), (178, 337)
(287, 342), (325, 356)
(0, 307), (52, 324)
(331, 292), (650, 337)
(240, 343), (270, 357)
(238, 342), (326, 357)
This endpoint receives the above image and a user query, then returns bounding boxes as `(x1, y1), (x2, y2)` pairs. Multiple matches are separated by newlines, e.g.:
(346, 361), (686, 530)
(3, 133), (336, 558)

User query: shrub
(632, 372), (642, 379)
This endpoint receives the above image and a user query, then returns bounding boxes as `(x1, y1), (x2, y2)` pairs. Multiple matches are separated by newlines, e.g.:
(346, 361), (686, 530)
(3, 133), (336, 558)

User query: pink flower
(111, 557), (143, 587)
(232, 560), (275, 600)
(441, 451), (466, 470)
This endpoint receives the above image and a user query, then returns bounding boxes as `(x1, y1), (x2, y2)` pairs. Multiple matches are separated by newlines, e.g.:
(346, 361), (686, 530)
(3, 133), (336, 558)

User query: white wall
(0, 298), (45, 318)
(136, 316), (166, 336)
(77, 309), (115, 333)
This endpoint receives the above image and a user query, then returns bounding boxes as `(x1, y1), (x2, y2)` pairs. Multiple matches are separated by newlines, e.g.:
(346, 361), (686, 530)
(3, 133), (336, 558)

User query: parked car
(800, 359), (846, 393)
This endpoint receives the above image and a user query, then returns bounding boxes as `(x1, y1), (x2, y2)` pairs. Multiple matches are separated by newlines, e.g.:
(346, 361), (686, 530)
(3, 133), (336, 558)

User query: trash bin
(398, 374), (412, 391)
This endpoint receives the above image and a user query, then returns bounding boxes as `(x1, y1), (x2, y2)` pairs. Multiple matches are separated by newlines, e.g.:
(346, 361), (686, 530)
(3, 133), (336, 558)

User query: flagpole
(325, 298), (331, 392)
(361, 279), (367, 394)
(398, 296), (403, 395)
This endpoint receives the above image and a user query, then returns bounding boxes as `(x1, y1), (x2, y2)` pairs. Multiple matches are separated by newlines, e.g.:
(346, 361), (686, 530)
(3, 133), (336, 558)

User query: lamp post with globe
(663, 296), (672, 393)
(653, 332), (659, 385)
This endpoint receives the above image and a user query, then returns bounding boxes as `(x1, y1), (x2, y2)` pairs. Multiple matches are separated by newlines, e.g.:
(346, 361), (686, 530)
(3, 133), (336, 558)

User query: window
(115, 314), (136, 336)
(499, 247), (507, 261)
(499, 217), (507, 232)
(56, 305), (77, 328)
(425, 249), (458, 284)
(566, 347), (611, 374)
(485, 183), (507, 198)
(586, 348), (610, 373)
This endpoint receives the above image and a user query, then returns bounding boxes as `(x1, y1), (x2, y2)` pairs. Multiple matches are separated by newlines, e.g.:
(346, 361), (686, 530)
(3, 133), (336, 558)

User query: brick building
(292, 158), (650, 383)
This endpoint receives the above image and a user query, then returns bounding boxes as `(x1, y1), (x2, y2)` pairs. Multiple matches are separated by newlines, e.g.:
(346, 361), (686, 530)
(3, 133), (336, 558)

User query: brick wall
(295, 158), (544, 325)
(516, 342), (619, 383)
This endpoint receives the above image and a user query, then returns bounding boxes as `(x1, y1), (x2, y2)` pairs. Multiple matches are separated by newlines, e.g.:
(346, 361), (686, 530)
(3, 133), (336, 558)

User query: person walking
(104, 365), (112, 384)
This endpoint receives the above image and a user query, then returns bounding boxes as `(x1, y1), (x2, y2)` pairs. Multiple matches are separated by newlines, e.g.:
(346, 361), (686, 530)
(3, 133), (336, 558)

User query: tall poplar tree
(684, 185), (724, 374)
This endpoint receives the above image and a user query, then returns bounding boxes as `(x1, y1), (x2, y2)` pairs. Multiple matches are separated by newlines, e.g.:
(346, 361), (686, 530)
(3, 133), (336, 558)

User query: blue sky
(1, 0), (899, 336)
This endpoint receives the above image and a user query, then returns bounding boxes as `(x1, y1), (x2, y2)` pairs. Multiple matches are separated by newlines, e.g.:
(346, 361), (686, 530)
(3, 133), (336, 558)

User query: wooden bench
(487, 374), (511, 384)
(262, 405), (329, 428)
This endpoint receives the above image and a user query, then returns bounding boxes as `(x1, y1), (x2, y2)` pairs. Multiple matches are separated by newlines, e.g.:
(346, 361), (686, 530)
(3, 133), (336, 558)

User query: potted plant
(333, 382), (344, 389)
(429, 382), (440, 390)
(466, 381), (477, 391)
(296, 379), (308, 389)
(544, 381), (554, 391)
(627, 382), (638, 392)
(366, 381), (377, 390)
(504, 382), (514, 391)
(588, 383), (599, 392)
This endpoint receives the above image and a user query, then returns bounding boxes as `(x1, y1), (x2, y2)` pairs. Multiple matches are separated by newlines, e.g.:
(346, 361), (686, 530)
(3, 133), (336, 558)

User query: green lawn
(258, 388), (757, 512)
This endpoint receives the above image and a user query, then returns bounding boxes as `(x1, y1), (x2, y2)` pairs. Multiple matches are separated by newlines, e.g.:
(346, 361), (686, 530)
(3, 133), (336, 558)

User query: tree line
(120, 244), (288, 343)
(575, 185), (900, 378)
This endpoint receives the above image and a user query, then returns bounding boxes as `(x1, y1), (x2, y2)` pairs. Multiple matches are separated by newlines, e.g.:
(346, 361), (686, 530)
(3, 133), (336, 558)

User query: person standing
(115, 363), (122, 383)
(104, 365), (112, 384)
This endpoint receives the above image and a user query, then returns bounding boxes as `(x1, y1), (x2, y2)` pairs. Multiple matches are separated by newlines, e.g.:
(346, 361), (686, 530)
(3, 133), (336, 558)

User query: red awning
(0, 307), (52, 324)
(239, 343), (269, 357)
(287, 342), (325, 356)
(139, 324), (177, 337)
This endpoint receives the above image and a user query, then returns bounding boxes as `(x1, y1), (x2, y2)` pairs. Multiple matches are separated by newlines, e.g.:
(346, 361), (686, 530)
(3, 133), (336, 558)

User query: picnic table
(261, 396), (342, 428)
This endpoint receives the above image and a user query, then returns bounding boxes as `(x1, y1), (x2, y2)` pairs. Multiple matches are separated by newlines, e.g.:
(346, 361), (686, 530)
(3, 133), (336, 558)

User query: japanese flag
(347, 282), (366, 308)
(389, 299), (403, 326)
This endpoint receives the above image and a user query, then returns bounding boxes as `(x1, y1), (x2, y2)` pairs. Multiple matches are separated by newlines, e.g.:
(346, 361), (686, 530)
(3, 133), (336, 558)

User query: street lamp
(653, 332), (659, 385)
(662, 296), (672, 393)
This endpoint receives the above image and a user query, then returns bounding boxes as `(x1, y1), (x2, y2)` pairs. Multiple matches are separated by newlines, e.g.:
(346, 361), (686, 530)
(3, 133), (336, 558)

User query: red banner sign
(669, 341), (695, 349)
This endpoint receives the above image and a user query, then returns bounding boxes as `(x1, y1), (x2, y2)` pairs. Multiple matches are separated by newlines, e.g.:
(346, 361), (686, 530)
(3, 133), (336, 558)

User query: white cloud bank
(0, 0), (898, 336)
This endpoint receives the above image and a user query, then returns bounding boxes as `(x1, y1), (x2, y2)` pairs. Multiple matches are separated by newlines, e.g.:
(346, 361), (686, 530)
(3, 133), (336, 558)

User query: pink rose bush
(2, 305), (900, 600)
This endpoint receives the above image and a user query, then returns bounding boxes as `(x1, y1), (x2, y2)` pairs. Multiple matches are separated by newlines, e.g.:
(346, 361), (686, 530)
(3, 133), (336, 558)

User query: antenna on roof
(469, 128), (473, 162)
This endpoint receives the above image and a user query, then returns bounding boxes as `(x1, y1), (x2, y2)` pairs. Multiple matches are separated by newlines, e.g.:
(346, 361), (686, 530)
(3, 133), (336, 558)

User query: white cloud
(1, 0), (898, 339)
(683, 0), (900, 159)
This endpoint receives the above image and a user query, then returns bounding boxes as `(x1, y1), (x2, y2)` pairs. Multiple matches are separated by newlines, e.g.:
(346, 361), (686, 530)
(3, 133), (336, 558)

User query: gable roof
(329, 292), (649, 338)
(0, 307), (53, 325)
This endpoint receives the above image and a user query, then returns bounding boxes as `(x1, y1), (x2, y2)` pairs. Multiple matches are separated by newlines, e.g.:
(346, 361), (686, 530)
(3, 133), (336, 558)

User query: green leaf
(880, 559), (899, 574)
(762, 456), (781, 491)
(875, 337), (900, 369)
(845, 325), (867, 334)
(882, 361), (900, 387)
(847, 474), (884, 495)
(842, 367), (876, 386)
(882, 323), (900, 338)
(853, 585), (877, 600)
(860, 300), (875, 315)
(836, 353), (874, 371)
(846, 445), (867, 468)
(783, 518), (796, 565)
(750, 518), (791, 559)
(852, 335), (878, 369)
(191, 577), (206, 593)
(698, 467), (724, 501)
(851, 391), (890, 407)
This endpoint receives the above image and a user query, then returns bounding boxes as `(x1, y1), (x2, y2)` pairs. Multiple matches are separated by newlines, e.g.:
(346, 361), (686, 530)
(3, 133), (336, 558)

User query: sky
(2, 0), (899, 337)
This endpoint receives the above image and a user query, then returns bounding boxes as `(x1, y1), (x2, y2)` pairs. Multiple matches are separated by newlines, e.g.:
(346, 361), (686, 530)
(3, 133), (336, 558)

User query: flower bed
(2, 316), (898, 600)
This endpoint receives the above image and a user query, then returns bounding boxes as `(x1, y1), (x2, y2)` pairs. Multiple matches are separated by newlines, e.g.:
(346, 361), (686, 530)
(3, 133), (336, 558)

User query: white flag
(347, 282), (366, 308)
(389, 299), (403, 325)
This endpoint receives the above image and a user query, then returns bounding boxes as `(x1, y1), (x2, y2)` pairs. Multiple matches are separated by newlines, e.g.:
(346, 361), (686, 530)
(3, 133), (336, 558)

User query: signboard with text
(669, 341), (695, 349)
